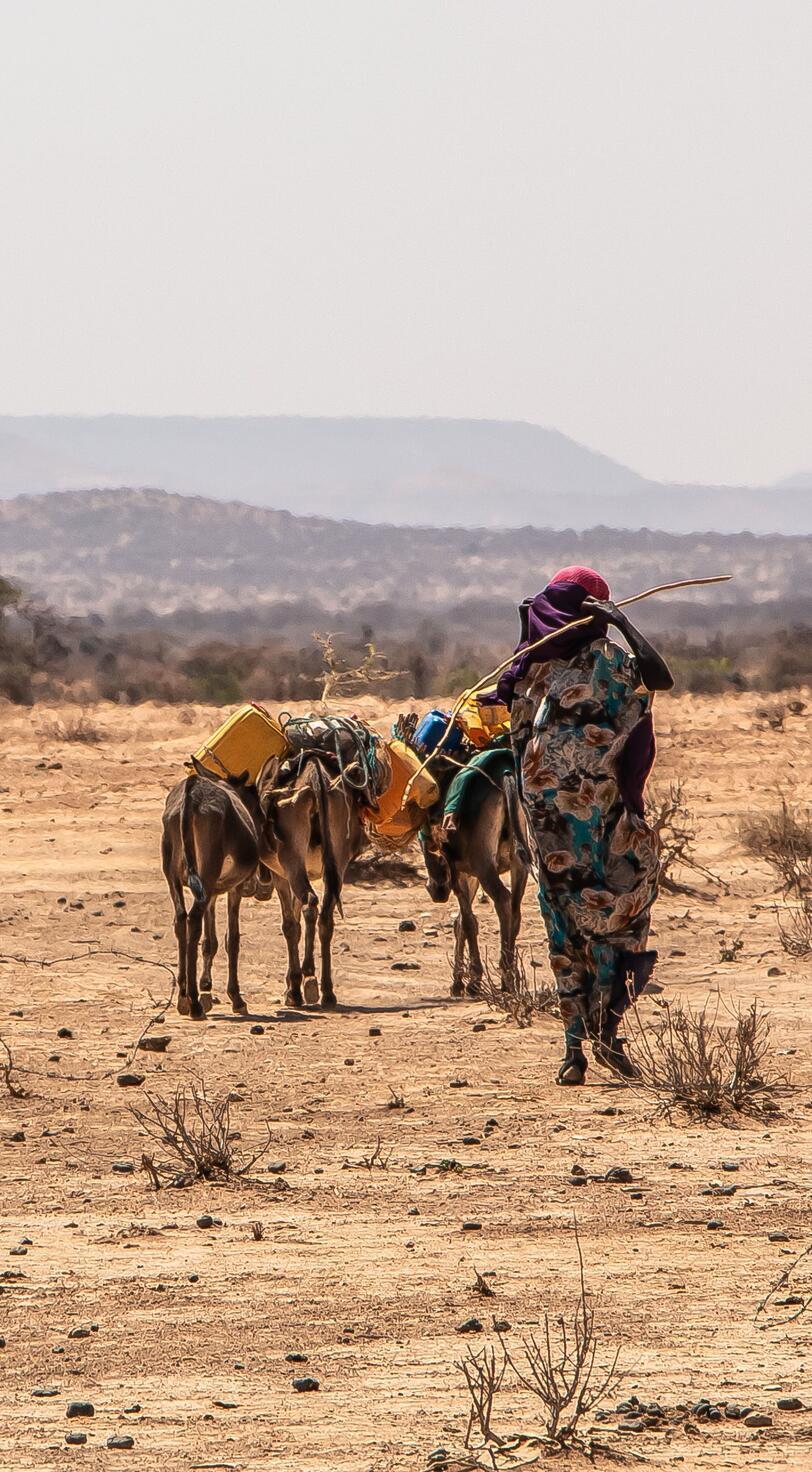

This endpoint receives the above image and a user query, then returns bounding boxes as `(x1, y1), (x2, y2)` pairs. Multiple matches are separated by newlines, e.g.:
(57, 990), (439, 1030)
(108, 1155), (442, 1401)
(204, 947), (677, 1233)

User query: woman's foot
(594, 1034), (640, 1080)
(557, 1046), (588, 1085)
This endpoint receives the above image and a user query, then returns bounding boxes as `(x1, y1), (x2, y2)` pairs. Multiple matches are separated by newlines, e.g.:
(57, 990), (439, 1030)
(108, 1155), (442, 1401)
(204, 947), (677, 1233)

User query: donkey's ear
(228, 769), (251, 788)
(191, 754), (221, 781)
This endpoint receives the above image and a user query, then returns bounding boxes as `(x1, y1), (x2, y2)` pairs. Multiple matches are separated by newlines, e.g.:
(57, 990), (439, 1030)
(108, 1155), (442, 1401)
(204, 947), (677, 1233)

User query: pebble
(137, 1035), (171, 1053)
(407, 1206), (419, 1216)
(285, 1352), (308, 1363)
(391, 960), (419, 971)
(212, 1397), (237, 1409)
(57, 1027), (73, 1039)
(777, 1397), (804, 1411)
(188, 1273), (199, 1283)
(368, 1027), (381, 1037)
(706, 1219), (724, 1230)
(9, 1246), (27, 1256)
(0, 1336), (5, 1348)
(461, 1135), (480, 1145)
(398, 919), (416, 932)
(107, 1434), (135, 1448)
(66, 1401), (95, 1418)
(604, 1166), (633, 1183)
(267, 1161), (286, 1174)
(456, 1317), (483, 1334)
(721, 1161), (740, 1171)
(122, 1402), (141, 1412)
(112, 1161), (135, 1174)
(250, 1024), (265, 1035)
(4, 1130), (25, 1142)
(68, 1327), (91, 1340)
(65, 1432), (87, 1445)
(472, 1022), (486, 1033)
(744, 1412), (772, 1427)
(33, 1387), (59, 1397)
(196, 1214), (214, 1229)
(724, 1404), (743, 1419)
(461, 1221), (482, 1231)
(292, 1376), (320, 1392)
(769, 1232), (789, 1242)
(116, 1073), (144, 1088)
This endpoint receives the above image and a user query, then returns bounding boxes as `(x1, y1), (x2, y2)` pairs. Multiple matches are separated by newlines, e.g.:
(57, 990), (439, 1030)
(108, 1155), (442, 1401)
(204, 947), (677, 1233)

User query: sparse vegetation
(477, 951), (557, 1028)
(625, 997), (787, 1119)
(0, 1036), (26, 1098)
(456, 1224), (623, 1456)
(131, 1082), (273, 1185)
(42, 713), (104, 744)
(738, 801), (812, 956)
(648, 780), (725, 894)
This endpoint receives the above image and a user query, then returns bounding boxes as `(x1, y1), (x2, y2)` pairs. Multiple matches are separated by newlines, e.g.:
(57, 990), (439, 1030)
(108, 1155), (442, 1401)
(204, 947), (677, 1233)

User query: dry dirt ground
(1, 692), (811, 1471)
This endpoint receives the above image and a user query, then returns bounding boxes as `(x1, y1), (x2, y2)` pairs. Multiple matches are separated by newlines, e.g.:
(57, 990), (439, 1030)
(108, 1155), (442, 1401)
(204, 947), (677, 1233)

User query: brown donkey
(161, 758), (270, 1019)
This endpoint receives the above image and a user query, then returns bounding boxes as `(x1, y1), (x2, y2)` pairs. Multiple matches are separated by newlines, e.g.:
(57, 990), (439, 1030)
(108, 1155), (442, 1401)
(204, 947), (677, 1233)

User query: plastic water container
(365, 738), (440, 844)
(190, 703), (290, 783)
(413, 709), (464, 758)
(457, 687), (510, 749)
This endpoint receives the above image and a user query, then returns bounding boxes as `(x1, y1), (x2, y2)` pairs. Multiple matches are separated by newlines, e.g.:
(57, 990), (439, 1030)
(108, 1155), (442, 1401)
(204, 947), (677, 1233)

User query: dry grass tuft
(42, 713), (105, 744)
(625, 996), (788, 1119)
(131, 1082), (272, 1185)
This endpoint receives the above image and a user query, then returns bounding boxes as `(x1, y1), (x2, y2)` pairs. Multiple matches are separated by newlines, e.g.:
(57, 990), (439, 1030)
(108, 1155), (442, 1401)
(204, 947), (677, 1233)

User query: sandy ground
(1, 691), (811, 1471)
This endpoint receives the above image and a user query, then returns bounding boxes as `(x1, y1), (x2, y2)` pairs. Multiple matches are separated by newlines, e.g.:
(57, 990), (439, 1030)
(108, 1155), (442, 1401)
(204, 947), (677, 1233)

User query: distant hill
(0, 415), (809, 534)
(1, 489), (809, 637)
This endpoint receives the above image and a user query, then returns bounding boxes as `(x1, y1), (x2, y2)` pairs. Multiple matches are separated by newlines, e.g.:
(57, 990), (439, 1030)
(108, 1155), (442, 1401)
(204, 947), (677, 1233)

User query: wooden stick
(403, 573), (732, 799)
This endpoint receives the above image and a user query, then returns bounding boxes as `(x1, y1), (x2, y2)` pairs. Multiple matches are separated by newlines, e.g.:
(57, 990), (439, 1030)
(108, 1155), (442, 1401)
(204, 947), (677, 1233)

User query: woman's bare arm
(583, 597), (675, 692)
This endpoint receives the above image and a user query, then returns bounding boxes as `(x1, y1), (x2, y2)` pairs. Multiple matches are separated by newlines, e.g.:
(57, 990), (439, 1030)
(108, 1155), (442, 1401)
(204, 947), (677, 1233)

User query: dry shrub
(131, 1082), (272, 1185)
(738, 800), (812, 892)
(457, 1224), (622, 1457)
(42, 712), (104, 744)
(648, 780), (723, 893)
(477, 950), (556, 1028)
(625, 996), (787, 1119)
(777, 900), (812, 959)
(0, 1036), (26, 1097)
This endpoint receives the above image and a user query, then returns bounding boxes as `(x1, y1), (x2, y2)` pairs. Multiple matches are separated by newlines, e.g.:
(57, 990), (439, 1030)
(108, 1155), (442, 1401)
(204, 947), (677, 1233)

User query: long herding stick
(403, 573), (732, 800)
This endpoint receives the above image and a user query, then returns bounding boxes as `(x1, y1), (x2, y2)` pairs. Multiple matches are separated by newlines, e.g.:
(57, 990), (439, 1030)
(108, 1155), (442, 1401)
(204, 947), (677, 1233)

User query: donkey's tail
(311, 759), (343, 918)
(503, 770), (532, 870)
(180, 774), (206, 905)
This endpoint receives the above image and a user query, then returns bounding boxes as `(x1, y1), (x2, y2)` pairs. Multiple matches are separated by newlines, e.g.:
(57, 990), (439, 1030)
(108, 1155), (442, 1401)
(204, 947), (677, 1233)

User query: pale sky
(0, 0), (809, 486)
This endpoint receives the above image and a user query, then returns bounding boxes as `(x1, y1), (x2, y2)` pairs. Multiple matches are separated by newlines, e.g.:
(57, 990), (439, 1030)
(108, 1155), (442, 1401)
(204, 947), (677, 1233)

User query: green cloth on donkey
(443, 745), (516, 821)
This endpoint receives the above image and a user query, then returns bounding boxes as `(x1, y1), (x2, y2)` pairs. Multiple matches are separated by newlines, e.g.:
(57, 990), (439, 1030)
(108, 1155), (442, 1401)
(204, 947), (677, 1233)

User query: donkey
(420, 760), (530, 997)
(260, 754), (367, 1009)
(161, 758), (272, 1020)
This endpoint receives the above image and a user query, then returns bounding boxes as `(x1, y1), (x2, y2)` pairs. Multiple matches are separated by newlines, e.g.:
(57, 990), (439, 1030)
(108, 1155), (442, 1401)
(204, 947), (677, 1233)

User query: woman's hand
(582, 596), (621, 628)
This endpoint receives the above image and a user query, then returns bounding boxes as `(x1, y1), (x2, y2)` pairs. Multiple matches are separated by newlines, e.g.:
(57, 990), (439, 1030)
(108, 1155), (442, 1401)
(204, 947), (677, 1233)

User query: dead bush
(457, 1224), (622, 1457)
(777, 898), (812, 959)
(625, 997), (787, 1119)
(648, 780), (724, 894)
(42, 713), (104, 744)
(0, 1035), (26, 1097)
(478, 950), (556, 1029)
(131, 1082), (272, 1185)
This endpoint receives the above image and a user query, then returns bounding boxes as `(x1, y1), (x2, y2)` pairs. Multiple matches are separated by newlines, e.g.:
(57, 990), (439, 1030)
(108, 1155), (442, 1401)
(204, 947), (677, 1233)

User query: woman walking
(496, 566), (673, 1084)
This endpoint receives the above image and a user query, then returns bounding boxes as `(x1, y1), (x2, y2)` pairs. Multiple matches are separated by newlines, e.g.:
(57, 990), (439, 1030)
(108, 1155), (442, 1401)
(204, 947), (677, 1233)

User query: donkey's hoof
(320, 990), (338, 1011)
(199, 991), (214, 1014)
(230, 996), (248, 1016)
(285, 990), (304, 1009)
(177, 994), (191, 1016)
(302, 977), (320, 1007)
(188, 1002), (207, 1022)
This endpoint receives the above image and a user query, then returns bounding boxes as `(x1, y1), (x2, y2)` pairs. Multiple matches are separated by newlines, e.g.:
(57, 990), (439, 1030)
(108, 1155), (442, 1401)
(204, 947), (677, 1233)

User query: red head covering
(549, 565), (611, 600)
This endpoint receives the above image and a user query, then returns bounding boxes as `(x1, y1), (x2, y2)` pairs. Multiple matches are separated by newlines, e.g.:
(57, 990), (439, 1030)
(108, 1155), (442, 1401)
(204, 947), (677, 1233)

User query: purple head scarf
(496, 581), (601, 708)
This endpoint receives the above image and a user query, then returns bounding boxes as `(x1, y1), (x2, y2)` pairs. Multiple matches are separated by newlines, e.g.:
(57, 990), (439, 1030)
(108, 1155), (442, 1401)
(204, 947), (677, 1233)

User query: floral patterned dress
(511, 638), (660, 1047)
